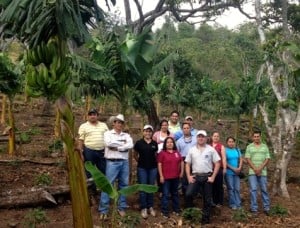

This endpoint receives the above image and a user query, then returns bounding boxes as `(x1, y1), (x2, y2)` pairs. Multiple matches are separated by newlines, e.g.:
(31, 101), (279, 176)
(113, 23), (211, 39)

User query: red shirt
(157, 150), (182, 179)
(212, 142), (223, 168)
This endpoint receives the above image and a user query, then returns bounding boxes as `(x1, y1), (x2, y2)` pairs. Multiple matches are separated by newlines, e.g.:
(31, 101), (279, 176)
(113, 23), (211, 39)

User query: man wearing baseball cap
(185, 130), (221, 225)
(78, 108), (108, 175)
(174, 116), (198, 140)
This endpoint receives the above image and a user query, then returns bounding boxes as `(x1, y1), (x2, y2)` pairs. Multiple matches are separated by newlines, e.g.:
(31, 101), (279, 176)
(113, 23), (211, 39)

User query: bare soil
(0, 99), (300, 227)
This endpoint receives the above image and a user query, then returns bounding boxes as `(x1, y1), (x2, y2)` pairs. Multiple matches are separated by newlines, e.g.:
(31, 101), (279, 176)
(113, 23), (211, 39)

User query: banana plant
(0, 53), (22, 156)
(1, 0), (115, 227)
(85, 161), (158, 227)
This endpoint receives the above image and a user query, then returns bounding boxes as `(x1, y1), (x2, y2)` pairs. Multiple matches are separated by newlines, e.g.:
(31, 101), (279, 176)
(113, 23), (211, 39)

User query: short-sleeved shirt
(245, 142), (270, 176)
(168, 121), (181, 134)
(225, 147), (241, 176)
(185, 144), (220, 174)
(176, 135), (197, 157)
(157, 150), (182, 179)
(78, 121), (108, 150)
(134, 138), (158, 169)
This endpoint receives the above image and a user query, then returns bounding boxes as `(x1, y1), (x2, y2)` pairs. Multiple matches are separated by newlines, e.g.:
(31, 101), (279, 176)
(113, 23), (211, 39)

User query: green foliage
(34, 173), (52, 186)
(48, 139), (63, 152)
(0, 0), (109, 48)
(269, 204), (288, 217)
(0, 53), (22, 97)
(232, 208), (249, 222)
(85, 161), (158, 226)
(23, 207), (49, 228)
(182, 207), (202, 225)
(28, 127), (42, 135)
(19, 132), (31, 143)
(119, 211), (141, 227)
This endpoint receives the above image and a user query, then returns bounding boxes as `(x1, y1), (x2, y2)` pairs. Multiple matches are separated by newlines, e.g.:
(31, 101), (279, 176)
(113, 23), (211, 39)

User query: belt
(193, 172), (212, 177)
(107, 158), (125, 162)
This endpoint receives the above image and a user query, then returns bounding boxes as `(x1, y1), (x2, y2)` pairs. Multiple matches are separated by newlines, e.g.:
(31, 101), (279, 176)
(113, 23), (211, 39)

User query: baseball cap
(185, 116), (193, 121)
(143, 124), (153, 131)
(88, 108), (98, 115)
(196, 130), (207, 137)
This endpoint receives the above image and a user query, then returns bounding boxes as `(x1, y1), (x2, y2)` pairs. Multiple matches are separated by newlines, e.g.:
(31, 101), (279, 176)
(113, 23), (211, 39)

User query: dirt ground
(0, 99), (300, 227)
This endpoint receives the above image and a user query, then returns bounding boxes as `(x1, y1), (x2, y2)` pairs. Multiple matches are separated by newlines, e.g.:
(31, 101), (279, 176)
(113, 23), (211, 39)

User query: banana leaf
(85, 161), (118, 199)
(119, 184), (158, 196)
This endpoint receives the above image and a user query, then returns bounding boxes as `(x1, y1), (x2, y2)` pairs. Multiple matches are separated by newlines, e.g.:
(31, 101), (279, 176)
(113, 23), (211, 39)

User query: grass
(23, 207), (49, 228)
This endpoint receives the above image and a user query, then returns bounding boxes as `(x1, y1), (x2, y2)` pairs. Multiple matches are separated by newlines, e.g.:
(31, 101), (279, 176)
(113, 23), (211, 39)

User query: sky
(97, 0), (255, 30)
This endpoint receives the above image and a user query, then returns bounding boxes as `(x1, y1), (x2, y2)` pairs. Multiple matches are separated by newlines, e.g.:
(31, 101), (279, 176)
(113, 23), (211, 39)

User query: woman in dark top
(134, 125), (158, 219)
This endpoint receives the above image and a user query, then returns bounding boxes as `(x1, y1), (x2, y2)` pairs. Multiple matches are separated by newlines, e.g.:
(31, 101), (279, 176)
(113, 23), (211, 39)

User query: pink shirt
(157, 150), (182, 179)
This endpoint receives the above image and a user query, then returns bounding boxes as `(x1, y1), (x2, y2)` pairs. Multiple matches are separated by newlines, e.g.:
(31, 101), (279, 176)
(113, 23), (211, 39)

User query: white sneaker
(149, 207), (156, 217)
(141, 209), (148, 219)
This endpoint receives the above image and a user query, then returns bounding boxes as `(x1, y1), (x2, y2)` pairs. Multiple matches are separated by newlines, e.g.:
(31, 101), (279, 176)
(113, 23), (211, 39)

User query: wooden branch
(0, 180), (93, 208)
(0, 158), (64, 165)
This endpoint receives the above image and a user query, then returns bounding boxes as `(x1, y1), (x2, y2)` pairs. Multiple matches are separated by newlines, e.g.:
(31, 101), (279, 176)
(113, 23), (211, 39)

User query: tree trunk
(7, 97), (15, 156)
(56, 96), (93, 228)
(54, 107), (61, 139)
(1, 94), (6, 124)
(84, 95), (91, 121)
(147, 99), (160, 130)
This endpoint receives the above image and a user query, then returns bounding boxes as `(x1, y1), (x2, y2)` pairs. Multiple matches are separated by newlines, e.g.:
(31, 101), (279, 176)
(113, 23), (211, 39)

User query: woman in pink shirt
(157, 137), (184, 218)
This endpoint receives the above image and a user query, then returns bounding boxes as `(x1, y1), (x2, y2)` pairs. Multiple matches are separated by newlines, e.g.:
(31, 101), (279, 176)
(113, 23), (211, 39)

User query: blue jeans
(99, 160), (129, 214)
(137, 167), (157, 209)
(83, 147), (106, 175)
(161, 178), (180, 215)
(225, 174), (241, 208)
(248, 175), (270, 212)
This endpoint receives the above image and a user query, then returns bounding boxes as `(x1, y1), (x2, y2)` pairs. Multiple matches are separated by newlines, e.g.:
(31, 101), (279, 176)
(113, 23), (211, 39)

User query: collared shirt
(134, 138), (158, 169)
(78, 121), (108, 150)
(245, 142), (270, 176)
(104, 129), (133, 160)
(185, 144), (220, 174)
(168, 121), (181, 134)
(157, 150), (182, 179)
(174, 128), (198, 141)
(176, 135), (197, 157)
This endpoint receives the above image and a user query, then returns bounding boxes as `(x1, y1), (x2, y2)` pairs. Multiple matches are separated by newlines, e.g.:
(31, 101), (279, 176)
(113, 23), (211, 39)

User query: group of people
(78, 109), (271, 225)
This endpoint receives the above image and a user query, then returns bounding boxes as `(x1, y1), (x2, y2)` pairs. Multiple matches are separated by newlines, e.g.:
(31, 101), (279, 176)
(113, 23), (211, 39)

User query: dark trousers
(83, 147), (106, 192)
(185, 176), (213, 223)
(212, 168), (224, 205)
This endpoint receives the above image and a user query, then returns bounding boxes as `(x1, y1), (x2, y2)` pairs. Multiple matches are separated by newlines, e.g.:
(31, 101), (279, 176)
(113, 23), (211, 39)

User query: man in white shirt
(99, 114), (133, 219)
(185, 130), (220, 225)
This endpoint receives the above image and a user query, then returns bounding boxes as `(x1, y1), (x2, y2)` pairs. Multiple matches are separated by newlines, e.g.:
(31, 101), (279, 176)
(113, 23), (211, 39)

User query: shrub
(34, 173), (52, 186)
(182, 207), (202, 225)
(269, 204), (288, 217)
(232, 208), (248, 222)
(23, 207), (49, 227)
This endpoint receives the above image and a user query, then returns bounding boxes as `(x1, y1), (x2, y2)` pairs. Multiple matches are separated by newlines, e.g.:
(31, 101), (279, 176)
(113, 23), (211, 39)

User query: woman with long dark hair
(157, 137), (184, 218)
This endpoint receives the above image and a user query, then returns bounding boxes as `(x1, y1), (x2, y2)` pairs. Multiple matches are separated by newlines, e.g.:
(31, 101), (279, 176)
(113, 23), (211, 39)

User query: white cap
(185, 116), (193, 121)
(196, 130), (207, 137)
(114, 114), (125, 122)
(143, 124), (153, 131)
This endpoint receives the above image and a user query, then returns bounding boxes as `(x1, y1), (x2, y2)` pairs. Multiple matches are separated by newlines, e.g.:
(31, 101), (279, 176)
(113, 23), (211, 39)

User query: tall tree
(238, 0), (300, 198)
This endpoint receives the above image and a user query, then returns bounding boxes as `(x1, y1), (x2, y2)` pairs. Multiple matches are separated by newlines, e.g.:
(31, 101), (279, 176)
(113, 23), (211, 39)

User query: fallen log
(0, 180), (93, 208)
(0, 158), (64, 165)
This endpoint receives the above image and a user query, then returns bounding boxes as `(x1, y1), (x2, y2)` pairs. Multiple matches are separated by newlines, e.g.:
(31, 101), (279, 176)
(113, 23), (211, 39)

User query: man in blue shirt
(174, 116), (197, 140)
(176, 122), (197, 196)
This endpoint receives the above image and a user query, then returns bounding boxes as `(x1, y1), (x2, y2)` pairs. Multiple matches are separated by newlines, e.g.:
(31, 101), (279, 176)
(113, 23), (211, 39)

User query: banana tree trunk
(56, 96), (93, 228)
(1, 94), (6, 124)
(147, 99), (160, 131)
(54, 107), (61, 139)
(84, 95), (91, 121)
(7, 96), (15, 156)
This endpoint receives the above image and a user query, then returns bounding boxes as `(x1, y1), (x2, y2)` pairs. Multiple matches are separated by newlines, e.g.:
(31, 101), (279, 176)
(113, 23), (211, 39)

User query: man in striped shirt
(78, 108), (109, 175)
